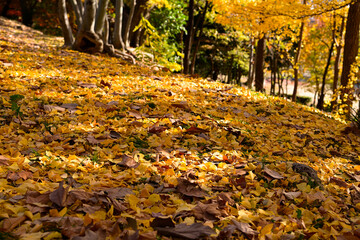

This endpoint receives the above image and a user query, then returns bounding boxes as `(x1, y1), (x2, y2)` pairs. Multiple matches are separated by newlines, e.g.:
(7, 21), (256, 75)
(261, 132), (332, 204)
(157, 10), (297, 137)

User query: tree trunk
(58, 0), (74, 47)
(292, 0), (306, 102)
(1, 0), (11, 17)
(124, 0), (136, 48)
(77, 0), (84, 15)
(340, 1), (360, 115)
(317, 38), (334, 110)
(20, 0), (38, 27)
(247, 37), (255, 89)
(190, 0), (209, 75)
(113, 0), (125, 50)
(255, 36), (266, 92)
(69, 0), (83, 27)
(331, 16), (345, 111)
(95, 0), (109, 36)
(73, 0), (103, 53)
(183, 0), (195, 74)
(130, 0), (150, 47)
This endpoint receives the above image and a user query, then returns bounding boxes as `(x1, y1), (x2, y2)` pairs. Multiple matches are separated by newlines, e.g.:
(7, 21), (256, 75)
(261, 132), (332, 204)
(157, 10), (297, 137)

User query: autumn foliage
(1, 17), (360, 239)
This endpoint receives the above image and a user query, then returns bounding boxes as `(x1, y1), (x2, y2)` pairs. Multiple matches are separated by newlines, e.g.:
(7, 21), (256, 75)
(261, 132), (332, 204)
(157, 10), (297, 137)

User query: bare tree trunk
(292, 0), (306, 102)
(124, 0), (136, 48)
(1, 0), (11, 17)
(317, 38), (334, 110)
(331, 16), (345, 111)
(73, 0), (103, 53)
(113, 0), (125, 50)
(77, 0), (84, 15)
(190, 0), (209, 75)
(69, 0), (83, 27)
(95, 0), (109, 36)
(340, 1), (360, 116)
(20, 0), (38, 26)
(247, 37), (255, 89)
(58, 0), (74, 47)
(255, 36), (266, 92)
(183, 0), (195, 74)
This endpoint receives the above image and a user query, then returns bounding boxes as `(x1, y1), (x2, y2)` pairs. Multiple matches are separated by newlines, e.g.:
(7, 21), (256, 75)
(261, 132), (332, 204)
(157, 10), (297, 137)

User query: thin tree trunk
(317, 38), (334, 110)
(292, 0), (306, 102)
(331, 16), (345, 111)
(69, 0), (83, 27)
(255, 36), (266, 92)
(77, 0), (84, 15)
(1, 0), (11, 17)
(124, 0), (136, 48)
(20, 0), (38, 26)
(113, 0), (125, 50)
(183, 0), (195, 74)
(190, 0), (209, 75)
(247, 37), (255, 89)
(58, 0), (74, 47)
(340, 1), (360, 116)
(95, 0), (109, 36)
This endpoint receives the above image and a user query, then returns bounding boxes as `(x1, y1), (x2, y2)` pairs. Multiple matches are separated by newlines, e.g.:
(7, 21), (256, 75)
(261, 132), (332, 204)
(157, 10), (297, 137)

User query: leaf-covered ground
(1, 17), (360, 240)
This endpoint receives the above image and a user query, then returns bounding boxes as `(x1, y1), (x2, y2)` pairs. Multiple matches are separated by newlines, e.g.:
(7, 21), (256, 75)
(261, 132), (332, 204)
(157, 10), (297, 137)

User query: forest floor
(1, 17), (360, 240)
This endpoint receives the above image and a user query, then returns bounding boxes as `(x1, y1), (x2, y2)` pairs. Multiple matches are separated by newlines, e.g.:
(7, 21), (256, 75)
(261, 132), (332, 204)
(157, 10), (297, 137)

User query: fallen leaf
(155, 223), (215, 240)
(49, 181), (69, 207)
(176, 178), (207, 198)
(264, 166), (284, 179)
(117, 155), (139, 168)
(283, 191), (302, 200)
(77, 82), (97, 88)
(185, 126), (208, 134)
(232, 219), (258, 236)
(330, 177), (349, 188)
(0, 155), (9, 166)
(2, 215), (27, 232)
(192, 202), (222, 221)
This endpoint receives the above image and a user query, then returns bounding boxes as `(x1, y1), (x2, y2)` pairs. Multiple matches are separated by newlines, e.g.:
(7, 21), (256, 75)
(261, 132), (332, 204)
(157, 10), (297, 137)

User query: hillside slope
(1, 17), (360, 239)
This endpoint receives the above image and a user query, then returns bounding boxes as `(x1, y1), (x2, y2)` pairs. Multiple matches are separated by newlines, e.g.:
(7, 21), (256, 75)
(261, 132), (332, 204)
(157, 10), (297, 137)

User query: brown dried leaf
(7, 171), (19, 181)
(155, 223), (215, 240)
(87, 134), (104, 144)
(128, 110), (142, 119)
(232, 219), (258, 235)
(117, 155), (139, 168)
(25, 191), (50, 205)
(17, 170), (33, 180)
(109, 130), (121, 139)
(283, 191), (302, 200)
(172, 101), (190, 110)
(330, 177), (349, 188)
(150, 216), (175, 228)
(49, 181), (69, 207)
(0, 155), (9, 166)
(61, 103), (79, 110)
(217, 192), (235, 206)
(148, 123), (167, 134)
(185, 126), (208, 134)
(100, 80), (111, 88)
(264, 166), (284, 179)
(176, 178), (207, 198)
(77, 81), (97, 88)
(43, 105), (66, 112)
(192, 202), (222, 221)
(2, 215), (27, 232)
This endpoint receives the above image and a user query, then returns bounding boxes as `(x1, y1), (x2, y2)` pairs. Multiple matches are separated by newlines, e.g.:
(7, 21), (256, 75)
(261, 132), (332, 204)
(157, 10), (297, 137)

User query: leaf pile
(1, 17), (360, 239)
